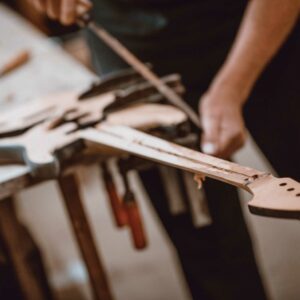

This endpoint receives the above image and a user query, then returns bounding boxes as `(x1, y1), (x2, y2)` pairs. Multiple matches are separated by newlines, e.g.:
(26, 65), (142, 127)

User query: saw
(75, 0), (201, 129)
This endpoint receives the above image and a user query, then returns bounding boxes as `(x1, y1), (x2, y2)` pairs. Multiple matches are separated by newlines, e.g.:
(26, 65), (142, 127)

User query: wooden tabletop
(0, 4), (96, 199)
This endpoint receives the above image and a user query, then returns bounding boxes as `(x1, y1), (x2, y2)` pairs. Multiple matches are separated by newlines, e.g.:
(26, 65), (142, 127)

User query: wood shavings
(193, 174), (206, 189)
(0, 49), (30, 77)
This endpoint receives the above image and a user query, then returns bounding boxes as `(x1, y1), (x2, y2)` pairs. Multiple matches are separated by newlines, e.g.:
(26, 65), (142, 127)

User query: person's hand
(199, 87), (247, 159)
(28, 0), (92, 25)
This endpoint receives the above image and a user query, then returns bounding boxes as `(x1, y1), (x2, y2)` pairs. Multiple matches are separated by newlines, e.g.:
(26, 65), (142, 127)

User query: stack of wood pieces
(0, 66), (299, 300)
(0, 67), (193, 300)
(0, 67), (299, 221)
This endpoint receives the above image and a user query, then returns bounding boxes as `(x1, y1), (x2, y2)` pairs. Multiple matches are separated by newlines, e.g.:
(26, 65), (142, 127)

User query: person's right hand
(28, 0), (92, 25)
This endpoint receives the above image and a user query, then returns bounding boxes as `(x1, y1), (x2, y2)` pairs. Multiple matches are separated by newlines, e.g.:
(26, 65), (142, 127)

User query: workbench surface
(0, 4), (96, 197)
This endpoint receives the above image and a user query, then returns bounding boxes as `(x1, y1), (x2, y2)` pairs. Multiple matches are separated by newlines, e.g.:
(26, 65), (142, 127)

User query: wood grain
(84, 124), (263, 188)
(58, 173), (113, 300)
(86, 22), (201, 128)
(81, 125), (300, 219)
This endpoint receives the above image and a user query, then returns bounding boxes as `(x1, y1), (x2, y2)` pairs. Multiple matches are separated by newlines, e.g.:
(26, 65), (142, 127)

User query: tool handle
(102, 165), (128, 227)
(106, 182), (128, 227)
(124, 191), (147, 250)
(0, 50), (30, 77)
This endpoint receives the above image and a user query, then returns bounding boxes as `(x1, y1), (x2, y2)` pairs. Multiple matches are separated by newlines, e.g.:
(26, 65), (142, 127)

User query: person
(28, 1), (300, 299)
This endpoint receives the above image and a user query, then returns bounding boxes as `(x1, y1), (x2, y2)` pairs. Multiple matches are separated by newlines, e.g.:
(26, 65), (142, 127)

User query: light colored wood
(248, 176), (300, 219)
(86, 124), (264, 186)
(81, 125), (300, 219)
(86, 22), (201, 128)
(0, 1), (94, 197)
(104, 103), (186, 130)
(0, 6), (110, 300)
(1, 119), (299, 219)
(0, 4), (298, 226)
(0, 73), (183, 137)
(0, 100), (187, 178)
(0, 50), (31, 77)
(0, 121), (79, 178)
(0, 91), (114, 137)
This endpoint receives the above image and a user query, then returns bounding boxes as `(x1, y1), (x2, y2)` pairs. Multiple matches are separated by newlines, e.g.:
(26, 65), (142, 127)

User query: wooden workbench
(0, 5), (114, 300)
(0, 3), (96, 195)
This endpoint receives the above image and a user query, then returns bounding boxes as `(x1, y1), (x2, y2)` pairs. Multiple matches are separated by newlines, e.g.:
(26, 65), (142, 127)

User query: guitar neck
(80, 124), (267, 191)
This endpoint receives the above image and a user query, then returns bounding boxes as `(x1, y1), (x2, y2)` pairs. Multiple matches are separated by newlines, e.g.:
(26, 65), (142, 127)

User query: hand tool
(76, 0), (201, 129)
(118, 159), (148, 250)
(78, 64), (153, 100)
(101, 162), (128, 227)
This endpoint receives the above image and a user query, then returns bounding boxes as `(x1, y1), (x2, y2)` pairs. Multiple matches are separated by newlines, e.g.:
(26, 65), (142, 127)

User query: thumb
(200, 113), (220, 155)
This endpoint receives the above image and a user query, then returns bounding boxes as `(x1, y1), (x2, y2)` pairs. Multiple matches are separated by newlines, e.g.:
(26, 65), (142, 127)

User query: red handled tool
(101, 163), (128, 227)
(118, 162), (148, 250)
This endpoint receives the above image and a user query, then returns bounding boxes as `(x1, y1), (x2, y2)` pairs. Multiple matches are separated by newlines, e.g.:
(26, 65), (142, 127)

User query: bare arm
(212, 0), (300, 101)
(200, 0), (300, 158)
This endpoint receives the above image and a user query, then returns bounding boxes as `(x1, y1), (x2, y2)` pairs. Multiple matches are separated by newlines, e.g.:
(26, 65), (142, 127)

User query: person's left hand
(28, 0), (92, 25)
(199, 87), (247, 159)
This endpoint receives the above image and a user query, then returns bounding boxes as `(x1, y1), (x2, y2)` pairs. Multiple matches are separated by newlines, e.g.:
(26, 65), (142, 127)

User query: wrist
(208, 68), (254, 107)
(208, 75), (251, 107)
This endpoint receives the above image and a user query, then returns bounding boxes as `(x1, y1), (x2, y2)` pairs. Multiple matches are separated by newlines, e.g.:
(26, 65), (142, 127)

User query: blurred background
(1, 1), (300, 299)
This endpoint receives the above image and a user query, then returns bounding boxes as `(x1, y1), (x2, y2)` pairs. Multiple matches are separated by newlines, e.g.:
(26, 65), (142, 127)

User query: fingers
(76, 0), (93, 16)
(60, 0), (77, 25)
(199, 93), (247, 158)
(200, 110), (220, 156)
(201, 116), (246, 159)
(32, 0), (46, 11)
(199, 94), (220, 156)
(30, 0), (87, 25)
(217, 127), (247, 159)
(46, 0), (60, 20)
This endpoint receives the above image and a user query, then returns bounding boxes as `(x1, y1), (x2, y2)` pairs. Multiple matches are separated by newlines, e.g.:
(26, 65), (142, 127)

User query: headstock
(247, 175), (300, 219)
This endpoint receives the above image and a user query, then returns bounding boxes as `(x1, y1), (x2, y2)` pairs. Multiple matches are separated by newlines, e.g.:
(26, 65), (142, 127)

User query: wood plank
(81, 125), (300, 219)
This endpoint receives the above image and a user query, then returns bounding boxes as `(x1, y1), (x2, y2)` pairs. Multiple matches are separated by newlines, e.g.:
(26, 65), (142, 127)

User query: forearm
(210, 0), (300, 104)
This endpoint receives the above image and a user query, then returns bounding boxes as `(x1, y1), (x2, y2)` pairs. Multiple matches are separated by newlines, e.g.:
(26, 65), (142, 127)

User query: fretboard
(81, 124), (268, 190)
